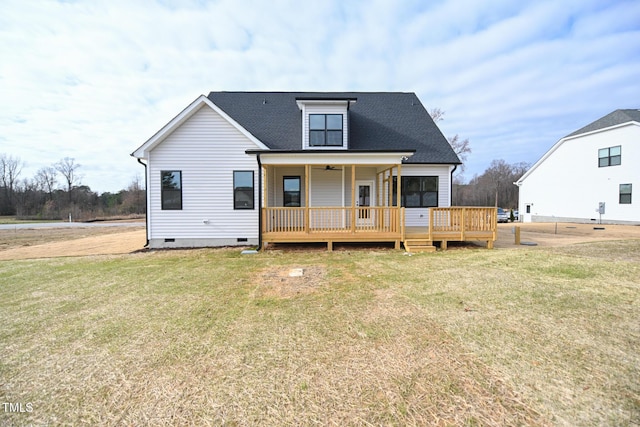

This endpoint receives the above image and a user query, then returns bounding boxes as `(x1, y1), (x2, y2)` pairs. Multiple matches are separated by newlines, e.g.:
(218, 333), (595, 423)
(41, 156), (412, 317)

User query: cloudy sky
(2, 0), (639, 193)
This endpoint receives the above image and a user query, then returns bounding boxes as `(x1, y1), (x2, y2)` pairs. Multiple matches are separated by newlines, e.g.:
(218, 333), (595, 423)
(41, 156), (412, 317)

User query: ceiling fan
(312, 165), (342, 171)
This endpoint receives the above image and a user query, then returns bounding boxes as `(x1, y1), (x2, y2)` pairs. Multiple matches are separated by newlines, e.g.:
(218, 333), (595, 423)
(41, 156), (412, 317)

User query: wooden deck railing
(429, 207), (497, 243)
(261, 206), (496, 249)
(263, 207), (403, 235)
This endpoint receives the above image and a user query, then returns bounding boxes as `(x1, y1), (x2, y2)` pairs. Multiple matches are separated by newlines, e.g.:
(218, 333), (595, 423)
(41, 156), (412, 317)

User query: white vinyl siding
(148, 105), (261, 241)
(310, 167), (343, 206)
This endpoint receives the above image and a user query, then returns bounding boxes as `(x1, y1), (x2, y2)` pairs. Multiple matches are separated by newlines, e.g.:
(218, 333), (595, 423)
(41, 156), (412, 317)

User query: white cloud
(1, 0), (639, 192)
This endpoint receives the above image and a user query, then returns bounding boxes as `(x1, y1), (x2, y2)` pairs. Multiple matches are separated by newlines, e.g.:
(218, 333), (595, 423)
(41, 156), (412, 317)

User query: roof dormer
(296, 98), (356, 150)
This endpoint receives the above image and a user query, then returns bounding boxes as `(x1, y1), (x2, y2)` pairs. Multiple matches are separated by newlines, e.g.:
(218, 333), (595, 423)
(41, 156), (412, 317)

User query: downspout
(137, 158), (150, 247)
(257, 153), (263, 251)
(450, 164), (458, 206)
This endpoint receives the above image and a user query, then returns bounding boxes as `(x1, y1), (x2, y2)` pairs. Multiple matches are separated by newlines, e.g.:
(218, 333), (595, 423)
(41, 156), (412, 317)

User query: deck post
(351, 165), (356, 233)
(401, 207), (406, 242)
(396, 163), (402, 239)
(377, 170), (381, 210)
(305, 164), (310, 234)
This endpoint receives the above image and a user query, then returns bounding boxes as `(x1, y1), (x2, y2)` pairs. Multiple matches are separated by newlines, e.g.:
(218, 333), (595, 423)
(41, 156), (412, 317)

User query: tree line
(0, 154), (145, 220)
(453, 159), (530, 210)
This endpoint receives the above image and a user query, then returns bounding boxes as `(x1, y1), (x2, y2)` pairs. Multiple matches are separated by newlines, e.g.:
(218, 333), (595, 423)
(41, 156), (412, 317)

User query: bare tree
(429, 109), (472, 171)
(54, 157), (82, 202)
(483, 160), (513, 207)
(122, 174), (146, 214)
(36, 166), (58, 198)
(0, 153), (24, 214)
(429, 107), (445, 123)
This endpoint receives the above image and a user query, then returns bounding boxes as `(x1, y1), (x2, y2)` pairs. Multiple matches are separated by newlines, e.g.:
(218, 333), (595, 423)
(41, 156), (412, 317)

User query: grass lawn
(0, 216), (63, 225)
(1, 242), (638, 426)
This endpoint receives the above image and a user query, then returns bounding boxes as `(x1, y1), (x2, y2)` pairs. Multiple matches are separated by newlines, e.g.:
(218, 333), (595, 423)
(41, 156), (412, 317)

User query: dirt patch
(0, 228), (146, 261)
(254, 265), (327, 298)
(494, 222), (640, 249)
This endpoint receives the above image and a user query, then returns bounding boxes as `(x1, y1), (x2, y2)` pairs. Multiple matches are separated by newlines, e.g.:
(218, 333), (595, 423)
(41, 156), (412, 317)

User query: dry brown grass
(1, 228), (638, 425)
(1, 249), (549, 426)
(0, 226), (145, 260)
(0, 226), (143, 251)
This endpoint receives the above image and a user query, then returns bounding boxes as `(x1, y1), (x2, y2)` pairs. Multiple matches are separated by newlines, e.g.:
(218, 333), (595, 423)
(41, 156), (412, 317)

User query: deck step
(403, 239), (436, 253)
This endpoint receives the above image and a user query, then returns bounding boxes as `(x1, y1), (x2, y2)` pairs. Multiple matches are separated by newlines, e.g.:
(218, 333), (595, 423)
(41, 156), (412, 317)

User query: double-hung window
(233, 171), (254, 209)
(161, 171), (182, 210)
(598, 146), (621, 167)
(309, 114), (343, 146)
(283, 176), (301, 207)
(392, 176), (439, 208)
(620, 184), (632, 204)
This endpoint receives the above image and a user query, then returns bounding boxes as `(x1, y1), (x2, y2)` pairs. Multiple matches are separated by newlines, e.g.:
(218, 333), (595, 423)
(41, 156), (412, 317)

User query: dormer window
(297, 98), (354, 149)
(310, 114), (343, 146)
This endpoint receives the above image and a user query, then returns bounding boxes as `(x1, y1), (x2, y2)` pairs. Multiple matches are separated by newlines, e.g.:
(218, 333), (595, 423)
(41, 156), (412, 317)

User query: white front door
(356, 180), (375, 226)
(523, 203), (532, 223)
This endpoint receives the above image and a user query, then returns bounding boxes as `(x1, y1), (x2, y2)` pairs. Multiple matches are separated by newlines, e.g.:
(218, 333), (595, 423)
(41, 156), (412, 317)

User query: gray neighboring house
(132, 92), (461, 249)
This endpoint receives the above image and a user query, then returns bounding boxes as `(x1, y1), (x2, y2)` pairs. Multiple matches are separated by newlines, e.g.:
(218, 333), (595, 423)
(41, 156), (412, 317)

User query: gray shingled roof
(566, 109), (640, 138)
(207, 92), (461, 164)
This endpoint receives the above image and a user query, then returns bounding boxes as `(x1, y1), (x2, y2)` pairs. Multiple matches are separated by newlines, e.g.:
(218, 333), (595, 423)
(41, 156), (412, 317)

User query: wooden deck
(262, 206), (496, 251)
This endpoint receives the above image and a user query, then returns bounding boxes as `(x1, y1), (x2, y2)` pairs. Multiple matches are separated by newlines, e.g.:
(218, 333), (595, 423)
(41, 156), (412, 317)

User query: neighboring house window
(161, 171), (182, 210)
(309, 114), (343, 146)
(598, 146), (621, 167)
(620, 184), (632, 204)
(234, 171), (254, 209)
(283, 176), (301, 207)
(392, 176), (439, 208)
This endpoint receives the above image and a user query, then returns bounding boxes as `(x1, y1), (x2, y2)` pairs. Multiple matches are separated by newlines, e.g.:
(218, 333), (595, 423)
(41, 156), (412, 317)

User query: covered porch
(256, 151), (496, 251)
(258, 150), (410, 250)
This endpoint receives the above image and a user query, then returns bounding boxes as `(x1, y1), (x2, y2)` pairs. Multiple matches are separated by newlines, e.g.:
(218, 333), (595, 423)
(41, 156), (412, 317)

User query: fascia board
(258, 151), (414, 165)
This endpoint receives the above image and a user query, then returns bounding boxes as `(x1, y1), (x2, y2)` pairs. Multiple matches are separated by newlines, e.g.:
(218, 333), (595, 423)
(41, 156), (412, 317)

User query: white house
(515, 109), (640, 224)
(132, 92), (496, 251)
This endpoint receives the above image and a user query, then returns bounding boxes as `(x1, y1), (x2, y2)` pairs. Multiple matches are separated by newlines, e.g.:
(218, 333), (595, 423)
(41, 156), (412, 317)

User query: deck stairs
(403, 238), (436, 253)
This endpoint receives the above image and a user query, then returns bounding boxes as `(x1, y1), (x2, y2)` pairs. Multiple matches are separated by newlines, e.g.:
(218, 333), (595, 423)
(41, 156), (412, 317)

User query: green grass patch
(1, 243), (638, 425)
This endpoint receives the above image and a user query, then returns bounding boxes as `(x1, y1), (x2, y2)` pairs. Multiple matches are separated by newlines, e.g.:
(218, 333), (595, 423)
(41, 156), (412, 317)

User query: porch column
(396, 163), (403, 249)
(396, 163), (402, 208)
(387, 168), (392, 207)
(263, 165), (268, 208)
(351, 164), (356, 233)
(305, 164), (310, 234)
